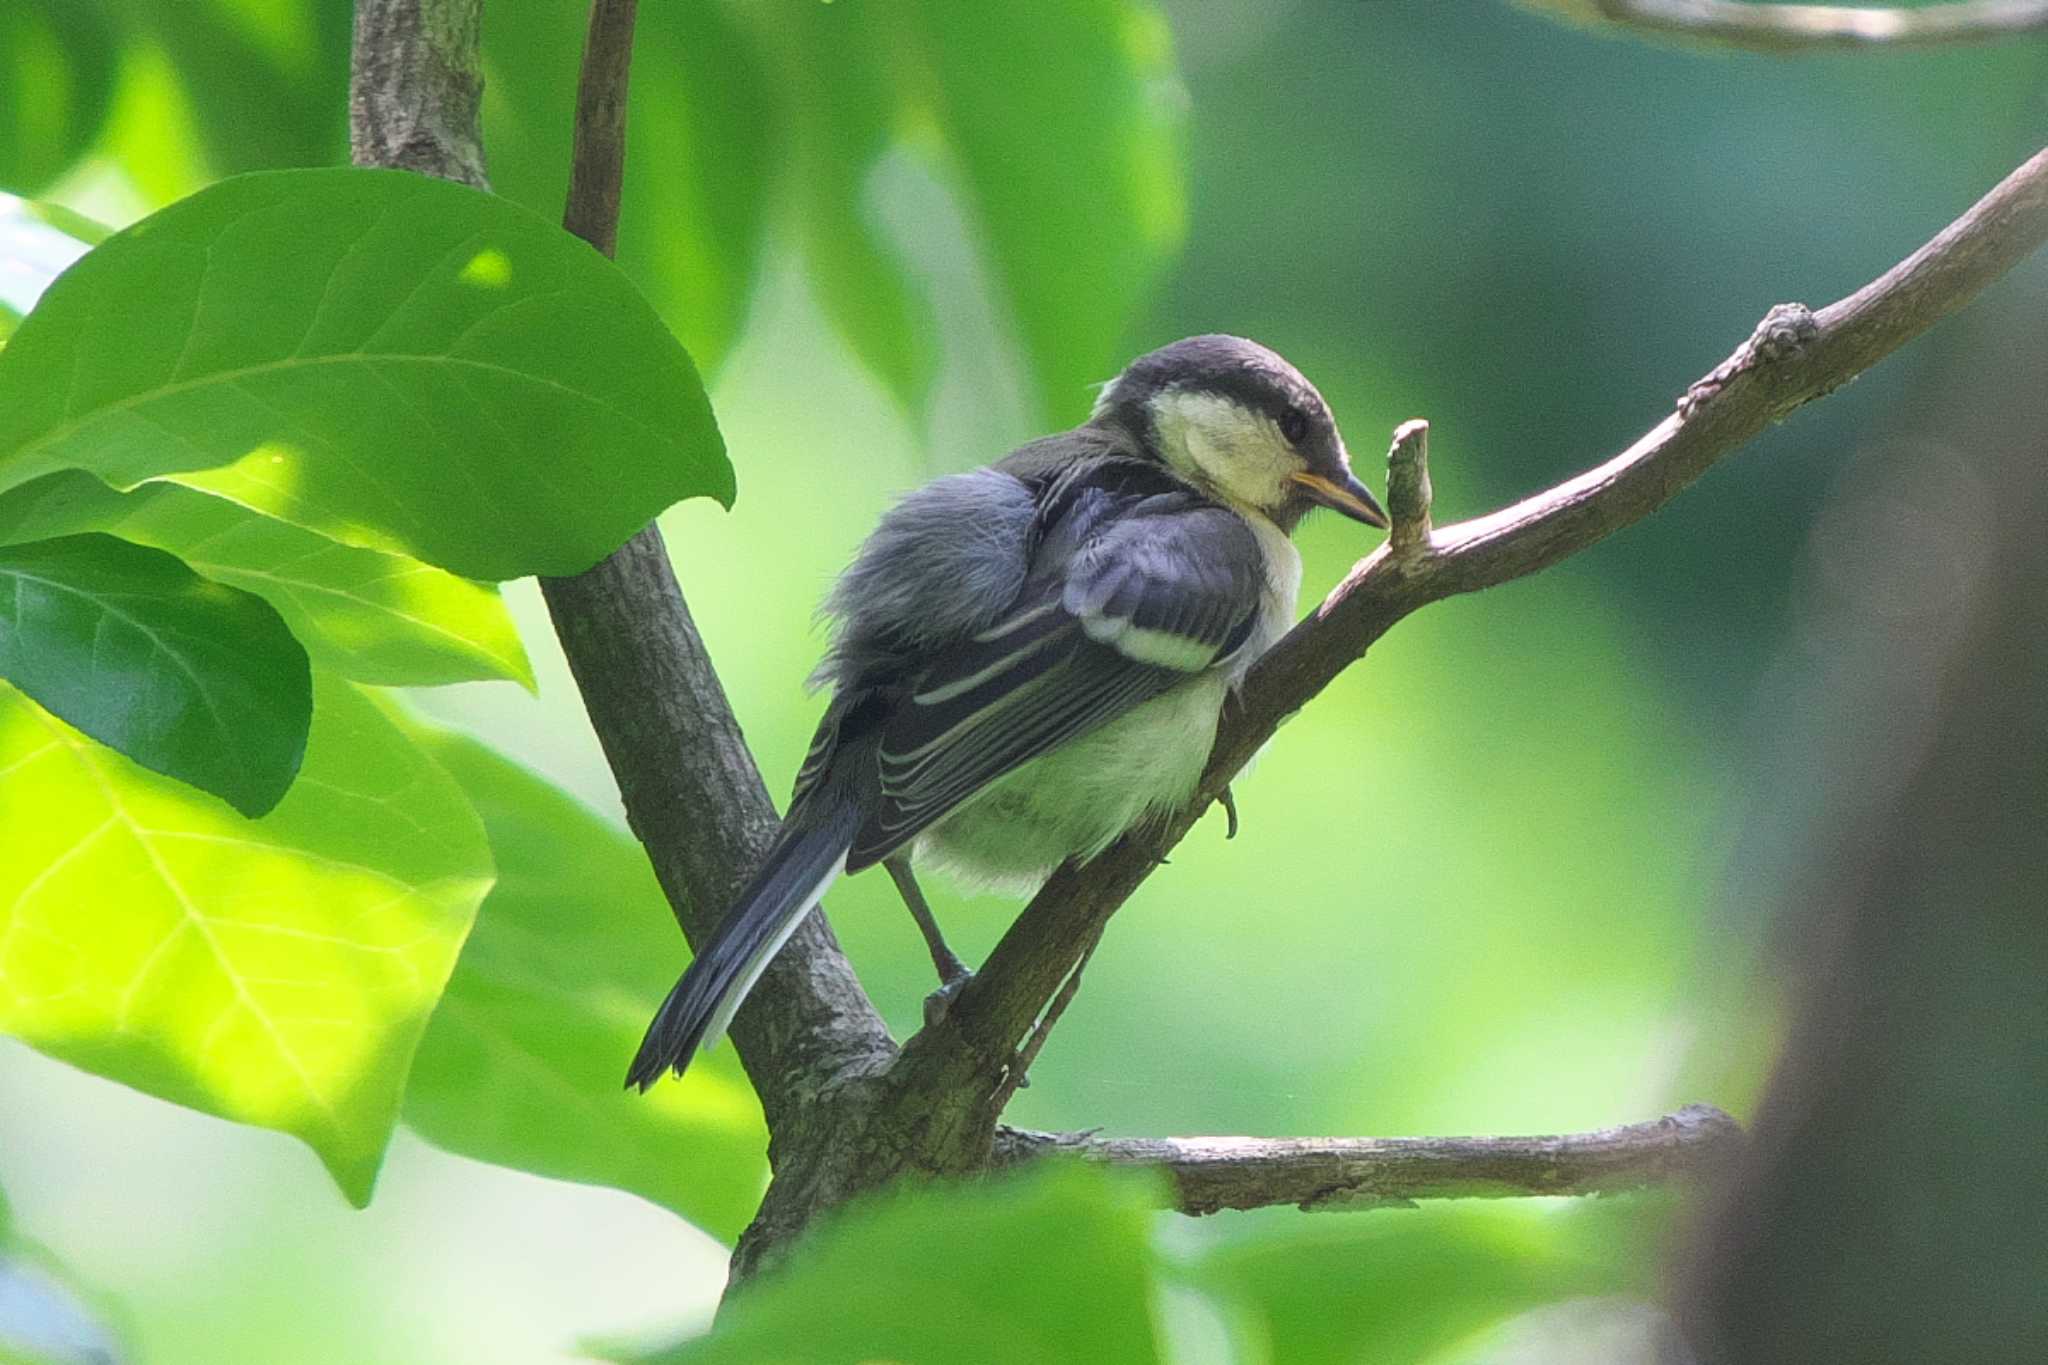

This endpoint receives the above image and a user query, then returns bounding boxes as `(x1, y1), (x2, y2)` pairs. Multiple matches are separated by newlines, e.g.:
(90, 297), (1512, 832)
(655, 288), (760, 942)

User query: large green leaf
(0, 673), (493, 1204)
(0, 472), (532, 689)
(0, 0), (120, 193)
(0, 531), (309, 816)
(0, 168), (732, 580)
(620, 1165), (1163, 1364)
(399, 727), (768, 1241)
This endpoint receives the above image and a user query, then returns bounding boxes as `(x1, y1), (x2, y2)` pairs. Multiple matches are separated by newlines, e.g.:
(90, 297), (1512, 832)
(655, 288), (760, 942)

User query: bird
(626, 334), (1388, 1090)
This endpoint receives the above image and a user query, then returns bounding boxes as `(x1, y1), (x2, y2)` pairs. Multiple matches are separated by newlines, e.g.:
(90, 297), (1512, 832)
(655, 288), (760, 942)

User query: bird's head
(1093, 334), (1389, 534)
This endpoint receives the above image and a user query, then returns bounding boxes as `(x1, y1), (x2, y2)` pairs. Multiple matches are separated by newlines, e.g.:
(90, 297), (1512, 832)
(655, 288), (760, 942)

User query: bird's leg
(884, 855), (972, 1026)
(1216, 783), (1240, 839)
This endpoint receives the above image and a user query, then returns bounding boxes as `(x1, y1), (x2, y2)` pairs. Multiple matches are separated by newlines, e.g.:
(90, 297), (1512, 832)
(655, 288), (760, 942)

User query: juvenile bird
(627, 334), (1387, 1089)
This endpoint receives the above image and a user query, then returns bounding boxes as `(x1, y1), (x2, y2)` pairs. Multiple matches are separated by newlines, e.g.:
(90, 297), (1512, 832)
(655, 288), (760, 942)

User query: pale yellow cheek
(1149, 390), (1300, 513)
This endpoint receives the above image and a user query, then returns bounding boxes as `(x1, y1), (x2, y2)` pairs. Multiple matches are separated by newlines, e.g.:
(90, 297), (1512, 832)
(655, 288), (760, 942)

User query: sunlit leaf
(0, 168), (732, 580)
(619, 1165), (1163, 1364)
(0, 532), (310, 816)
(0, 0), (121, 193)
(0, 673), (493, 1204)
(0, 472), (532, 689)
(399, 726), (768, 1241)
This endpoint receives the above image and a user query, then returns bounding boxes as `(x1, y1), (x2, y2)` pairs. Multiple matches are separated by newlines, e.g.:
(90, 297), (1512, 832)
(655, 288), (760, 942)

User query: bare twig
(1383, 419), (1432, 562)
(1590, 0), (2048, 52)
(999, 1105), (1743, 1214)
(931, 146), (2048, 1089)
(562, 0), (636, 256)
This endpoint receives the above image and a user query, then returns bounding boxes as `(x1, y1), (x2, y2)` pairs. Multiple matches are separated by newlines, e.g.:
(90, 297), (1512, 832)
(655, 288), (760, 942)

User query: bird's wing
(844, 474), (1268, 870)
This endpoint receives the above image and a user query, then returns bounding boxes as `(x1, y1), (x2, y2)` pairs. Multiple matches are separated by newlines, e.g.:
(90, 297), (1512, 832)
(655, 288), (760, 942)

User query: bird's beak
(1289, 469), (1390, 530)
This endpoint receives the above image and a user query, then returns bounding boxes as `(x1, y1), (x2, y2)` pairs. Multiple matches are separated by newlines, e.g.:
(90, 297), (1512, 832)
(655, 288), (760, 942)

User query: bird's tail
(625, 795), (860, 1091)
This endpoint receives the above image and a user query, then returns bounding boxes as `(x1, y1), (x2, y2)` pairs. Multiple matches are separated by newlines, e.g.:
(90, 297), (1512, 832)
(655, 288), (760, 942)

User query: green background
(1, 0), (2043, 1361)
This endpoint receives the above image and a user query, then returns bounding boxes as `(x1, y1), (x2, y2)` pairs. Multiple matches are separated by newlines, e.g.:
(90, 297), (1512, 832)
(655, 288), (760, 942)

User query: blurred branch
(349, 0), (487, 188)
(1593, 0), (2048, 52)
(926, 146), (2048, 1102)
(1000, 1105), (1744, 1214)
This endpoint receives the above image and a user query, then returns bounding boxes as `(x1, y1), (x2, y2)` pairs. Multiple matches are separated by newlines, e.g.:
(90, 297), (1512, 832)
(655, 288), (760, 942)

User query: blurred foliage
(0, 1178), (126, 1365)
(5, 0), (1183, 416)
(400, 728), (770, 1243)
(618, 1165), (1164, 1365)
(0, 3), (121, 195)
(0, 1), (2040, 1363)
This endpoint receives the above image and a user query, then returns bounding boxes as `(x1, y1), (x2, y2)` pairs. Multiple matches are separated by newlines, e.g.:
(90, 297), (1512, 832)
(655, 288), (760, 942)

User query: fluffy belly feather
(914, 673), (1230, 894)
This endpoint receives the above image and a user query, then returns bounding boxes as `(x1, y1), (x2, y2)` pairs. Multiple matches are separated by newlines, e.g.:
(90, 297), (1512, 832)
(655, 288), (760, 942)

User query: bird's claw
(923, 971), (972, 1030)
(1217, 783), (1240, 839)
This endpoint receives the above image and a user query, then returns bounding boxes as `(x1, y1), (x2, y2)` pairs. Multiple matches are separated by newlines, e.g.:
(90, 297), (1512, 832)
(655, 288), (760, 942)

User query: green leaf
(398, 727), (768, 1241)
(1186, 1210), (1588, 1365)
(0, 531), (310, 816)
(0, 0), (121, 193)
(0, 472), (532, 689)
(0, 167), (732, 580)
(0, 672), (493, 1204)
(619, 1165), (1163, 1364)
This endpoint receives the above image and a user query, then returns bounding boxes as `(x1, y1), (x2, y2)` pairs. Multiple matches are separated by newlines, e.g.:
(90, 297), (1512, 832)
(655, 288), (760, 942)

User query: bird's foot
(922, 970), (972, 1031)
(1217, 783), (1240, 839)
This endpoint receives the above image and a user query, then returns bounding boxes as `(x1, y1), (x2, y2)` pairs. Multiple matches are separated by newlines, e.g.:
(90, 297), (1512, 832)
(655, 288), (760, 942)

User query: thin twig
(998, 1104), (1744, 1214)
(1591, 0), (2048, 52)
(562, 0), (637, 255)
(1001, 924), (1104, 1103)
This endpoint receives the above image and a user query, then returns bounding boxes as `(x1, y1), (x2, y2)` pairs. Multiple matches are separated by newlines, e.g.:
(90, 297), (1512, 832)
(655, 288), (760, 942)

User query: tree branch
(1591, 0), (2048, 52)
(533, 1), (895, 1133)
(926, 145), (2048, 1089)
(349, 0), (487, 188)
(998, 1105), (1743, 1214)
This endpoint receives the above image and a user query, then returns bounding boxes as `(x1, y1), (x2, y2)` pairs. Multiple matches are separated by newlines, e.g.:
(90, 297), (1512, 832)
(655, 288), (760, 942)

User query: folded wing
(845, 474), (1266, 871)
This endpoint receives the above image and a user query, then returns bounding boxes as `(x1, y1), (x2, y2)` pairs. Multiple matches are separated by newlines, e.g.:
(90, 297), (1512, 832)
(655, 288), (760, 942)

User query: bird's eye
(1279, 408), (1309, 444)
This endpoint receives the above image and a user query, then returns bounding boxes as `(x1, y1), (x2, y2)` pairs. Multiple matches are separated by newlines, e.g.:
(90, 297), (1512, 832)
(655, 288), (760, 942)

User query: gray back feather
(810, 468), (1038, 691)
